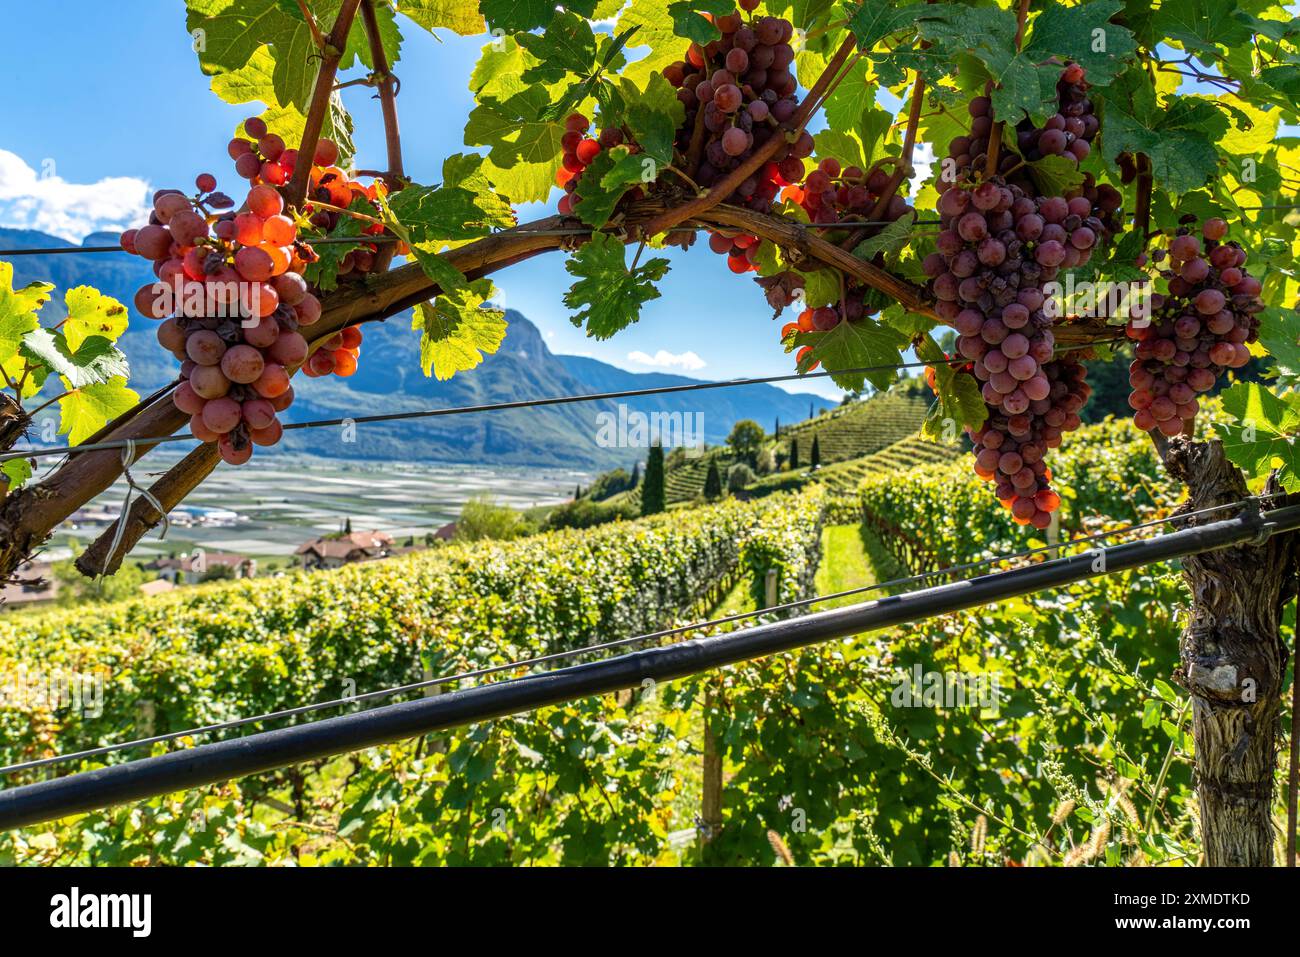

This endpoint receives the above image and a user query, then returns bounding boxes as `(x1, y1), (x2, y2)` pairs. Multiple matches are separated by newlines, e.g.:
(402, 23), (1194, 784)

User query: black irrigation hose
(3, 501), (1298, 831)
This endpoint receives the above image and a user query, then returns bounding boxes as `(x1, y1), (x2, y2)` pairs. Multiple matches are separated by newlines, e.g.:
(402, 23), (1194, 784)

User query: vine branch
(285, 0), (364, 210)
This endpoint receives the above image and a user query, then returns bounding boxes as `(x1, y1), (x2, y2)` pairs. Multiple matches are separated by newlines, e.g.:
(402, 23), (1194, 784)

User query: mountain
(1, 227), (836, 468)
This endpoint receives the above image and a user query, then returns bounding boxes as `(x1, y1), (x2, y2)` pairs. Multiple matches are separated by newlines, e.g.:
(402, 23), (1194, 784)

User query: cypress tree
(774, 416), (780, 437)
(630, 461), (641, 487)
(810, 434), (821, 469)
(641, 443), (666, 516)
(789, 437), (800, 469)
(703, 459), (723, 500)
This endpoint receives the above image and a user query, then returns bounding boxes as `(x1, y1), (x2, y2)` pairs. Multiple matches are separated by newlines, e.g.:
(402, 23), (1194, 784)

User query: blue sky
(0, 3), (865, 399)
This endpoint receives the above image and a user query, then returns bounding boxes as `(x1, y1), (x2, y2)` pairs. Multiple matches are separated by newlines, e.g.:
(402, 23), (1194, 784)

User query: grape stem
(295, 0), (325, 49)
(285, 0), (365, 211)
(638, 32), (860, 240)
(983, 0), (1031, 180)
(307, 199), (386, 227)
(360, 0), (404, 273)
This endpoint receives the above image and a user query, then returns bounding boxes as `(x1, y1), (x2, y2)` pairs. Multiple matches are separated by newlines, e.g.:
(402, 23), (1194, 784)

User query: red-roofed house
(295, 530), (394, 570)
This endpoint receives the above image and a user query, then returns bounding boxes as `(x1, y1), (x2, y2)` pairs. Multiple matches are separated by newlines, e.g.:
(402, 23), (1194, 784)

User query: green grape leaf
(667, 0), (732, 43)
(465, 84), (566, 204)
(615, 0), (679, 86)
(813, 130), (866, 173)
(1025, 154), (1087, 198)
(388, 154), (515, 246)
(396, 0), (485, 35)
(916, 333), (987, 439)
(564, 232), (671, 339)
(1022, 0), (1137, 86)
(850, 1), (950, 50)
(412, 279), (507, 380)
(0, 263), (49, 364)
(618, 72), (685, 166)
(20, 330), (129, 389)
(1256, 306), (1300, 391)
(63, 287), (129, 352)
(480, 0), (598, 32)
(1152, 0), (1254, 59)
(853, 212), (916, 263)
(822, 58), (874, 135)
(1096, 68), (1228, 194)
(796, 268), (842, 309)
(1218, 381), (1300, 490)
(302, 196), (370, 292)
(574, 145), (641, 227)
(57, 378), (141, 446)
(1, 458), (32, 490)
(791, 317), (910, 392)
(517, 11), (600, 84)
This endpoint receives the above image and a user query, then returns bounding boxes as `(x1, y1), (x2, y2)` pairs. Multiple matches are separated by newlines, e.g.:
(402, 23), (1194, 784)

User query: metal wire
(0, 344), (1105, 465)
(0, 219), (949, 257)
(0, 494), (1253, 777)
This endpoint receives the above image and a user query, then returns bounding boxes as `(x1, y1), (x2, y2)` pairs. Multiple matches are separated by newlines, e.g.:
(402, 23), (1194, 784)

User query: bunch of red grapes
(1125, 218), (1263, 436)
(122, 118), (373, 464)
(1013, 63), (1098, 165)
(922, 76), (1113, 527)
(664, 8), (809, 214)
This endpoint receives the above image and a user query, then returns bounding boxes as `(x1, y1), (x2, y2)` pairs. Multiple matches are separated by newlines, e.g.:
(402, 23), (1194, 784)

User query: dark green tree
(727, 419), (765, 464)
(810, 434), (821, 469)
(774, 416), (780, 436)
(630, 461), (641, 486)
(641, 443), (665, 516)
(788, 437), (800, 469)
(703, 459), (723, 500)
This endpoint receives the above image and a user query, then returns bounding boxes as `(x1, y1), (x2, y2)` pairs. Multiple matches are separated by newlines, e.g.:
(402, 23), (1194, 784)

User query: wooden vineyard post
(1165, 439), (1300, 865)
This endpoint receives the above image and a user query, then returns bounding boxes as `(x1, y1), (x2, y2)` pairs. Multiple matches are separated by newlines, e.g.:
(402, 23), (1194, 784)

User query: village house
(295, 530), (395, 570)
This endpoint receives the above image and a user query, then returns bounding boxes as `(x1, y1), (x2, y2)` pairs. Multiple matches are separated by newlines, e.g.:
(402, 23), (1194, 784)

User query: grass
(813, 524), (878, 609)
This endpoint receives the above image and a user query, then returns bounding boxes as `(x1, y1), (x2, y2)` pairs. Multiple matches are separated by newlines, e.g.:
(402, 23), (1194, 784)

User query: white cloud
(627, 349), (707, 371)
(0, 149), (151, 242)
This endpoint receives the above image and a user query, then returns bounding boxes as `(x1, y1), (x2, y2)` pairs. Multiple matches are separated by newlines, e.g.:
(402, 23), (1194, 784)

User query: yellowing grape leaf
(413, 279), (507, 380)
(57, 378), (140, 446)
(1, 262), (53, 363)
(397, 0), (485, 35)
(63, 287), (128, 352)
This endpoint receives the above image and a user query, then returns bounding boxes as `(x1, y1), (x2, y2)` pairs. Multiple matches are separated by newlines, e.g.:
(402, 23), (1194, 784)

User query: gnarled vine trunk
(1165, 437), (1297, 866)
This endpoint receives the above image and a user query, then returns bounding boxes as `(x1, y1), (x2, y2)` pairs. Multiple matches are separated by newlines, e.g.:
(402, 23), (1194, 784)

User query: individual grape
(247, 185), (283, 219)
(189, 364), (231, 399)
(242, 398), (277, 431)
(202, 397), (243, 434)
(219, 433), (255, 465)
(186, 330), (227, 366)
(254, 362), (291, 397)
(268, 331), (309, 367)
(221, 344), (265, 384)
(249, 419), (284, 447)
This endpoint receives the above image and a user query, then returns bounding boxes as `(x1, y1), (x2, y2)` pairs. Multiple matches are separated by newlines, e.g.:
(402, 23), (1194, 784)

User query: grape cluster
(554, 112), (645, 217)
(664, 9), (810, 214)
(123, 118), (374, 464)
(969, 353), (1090, 528)
(1013, 62), (1098, 165)
(923, 92), (1109, 524)
(1125, 218), (1263, 436)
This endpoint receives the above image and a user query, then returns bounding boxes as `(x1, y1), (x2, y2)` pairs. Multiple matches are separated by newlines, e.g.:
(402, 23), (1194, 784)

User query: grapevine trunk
(1166, 438), (1297, 866)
